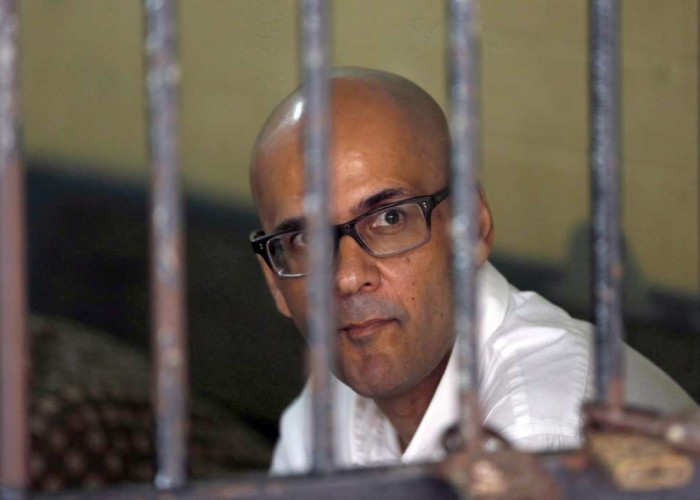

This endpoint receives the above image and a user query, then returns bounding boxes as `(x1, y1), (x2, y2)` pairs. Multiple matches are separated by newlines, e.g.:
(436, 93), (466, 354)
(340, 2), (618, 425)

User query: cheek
(394, 251), (452, 316)
(280, 281), (309, 331)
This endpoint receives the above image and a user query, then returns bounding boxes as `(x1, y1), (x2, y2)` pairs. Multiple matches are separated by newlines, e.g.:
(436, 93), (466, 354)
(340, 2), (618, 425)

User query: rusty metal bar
(299, 0), (335, 473)
(589, 0), (623, 407)
(0, 0), (29, 497)
(585, 402), (700, 455)
(447, 0), (483, 449)
(36, 465), (460, 500)
(36, 450), (700, 500)
(144, 0), (189, 490)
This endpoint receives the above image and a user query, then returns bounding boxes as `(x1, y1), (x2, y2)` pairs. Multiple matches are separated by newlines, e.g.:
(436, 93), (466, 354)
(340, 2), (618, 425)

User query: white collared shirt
(270, 262), (695, 474)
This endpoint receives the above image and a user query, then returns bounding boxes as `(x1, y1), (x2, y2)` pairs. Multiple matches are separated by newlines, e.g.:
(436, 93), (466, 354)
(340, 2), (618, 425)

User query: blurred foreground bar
(447, 0), (483, 449)
(589, 0), (624, 407)
(144, 0), (189, 490)
(299, 0), (336, 474)
(0, 0), (29, 496)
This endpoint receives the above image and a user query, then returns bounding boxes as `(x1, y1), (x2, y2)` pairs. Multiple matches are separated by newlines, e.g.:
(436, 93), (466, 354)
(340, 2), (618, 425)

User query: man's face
(254, 94), (455, 401)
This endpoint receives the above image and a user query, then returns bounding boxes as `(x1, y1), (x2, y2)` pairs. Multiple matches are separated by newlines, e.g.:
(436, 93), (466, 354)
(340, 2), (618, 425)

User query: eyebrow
(272, 217), (304, 234)
(272, 187), (411, 234)
(357, 187), (410, 212)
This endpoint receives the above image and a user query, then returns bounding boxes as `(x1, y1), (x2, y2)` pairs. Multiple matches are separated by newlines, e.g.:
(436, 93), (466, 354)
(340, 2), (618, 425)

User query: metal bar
(589, 0), (624, 407)
(144, 0), (189, 490)
(585, 402), (700, 455)
(447, 0), (483, 449)
(35, 465), (459, 500)
(35, 451), (700, 500)
(0, 0), (29, 497)
(299, 0), (335, 473)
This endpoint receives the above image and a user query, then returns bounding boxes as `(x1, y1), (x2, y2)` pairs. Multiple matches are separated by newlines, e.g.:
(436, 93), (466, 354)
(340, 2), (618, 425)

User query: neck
(374, 350), (451, 452)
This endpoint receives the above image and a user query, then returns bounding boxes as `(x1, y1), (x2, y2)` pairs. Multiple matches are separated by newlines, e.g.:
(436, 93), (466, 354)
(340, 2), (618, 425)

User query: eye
(288, 231), (307, 250)
(373, 208), (405, 227)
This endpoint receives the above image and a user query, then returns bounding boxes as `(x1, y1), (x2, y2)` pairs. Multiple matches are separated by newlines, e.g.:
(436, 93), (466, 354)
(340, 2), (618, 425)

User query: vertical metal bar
(299, 0), (335, 473)
(0, 0), (29, 497)
(589, 0), (624, 407)
(447, 0), (483, 449)
(144, 0), (188, 490)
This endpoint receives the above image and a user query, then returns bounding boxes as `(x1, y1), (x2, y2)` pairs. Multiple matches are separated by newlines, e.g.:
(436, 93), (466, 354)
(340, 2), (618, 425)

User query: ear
(476, 184), (494, 265)
(257, 255), (292, 318)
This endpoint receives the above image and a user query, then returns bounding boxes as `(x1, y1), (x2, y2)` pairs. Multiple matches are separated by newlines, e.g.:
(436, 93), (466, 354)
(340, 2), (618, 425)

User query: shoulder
(480, 288), (592, 451)
(269, 378), (359, 475)
(480, 285), (696, 449)
(624, 344), (696, 413)
(269, 385), (312, 475)
(482, 287), (592, 388)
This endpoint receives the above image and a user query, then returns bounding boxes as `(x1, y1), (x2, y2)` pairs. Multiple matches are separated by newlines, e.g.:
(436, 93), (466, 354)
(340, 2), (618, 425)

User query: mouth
(339, 318), (395, 343)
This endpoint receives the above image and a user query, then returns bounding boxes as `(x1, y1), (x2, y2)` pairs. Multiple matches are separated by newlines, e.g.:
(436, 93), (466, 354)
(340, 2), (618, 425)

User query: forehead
(253, 88), (447, 230)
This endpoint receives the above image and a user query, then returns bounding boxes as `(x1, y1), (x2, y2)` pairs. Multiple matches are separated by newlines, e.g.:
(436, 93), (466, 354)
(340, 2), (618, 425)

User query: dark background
(26, 161), (700, 446)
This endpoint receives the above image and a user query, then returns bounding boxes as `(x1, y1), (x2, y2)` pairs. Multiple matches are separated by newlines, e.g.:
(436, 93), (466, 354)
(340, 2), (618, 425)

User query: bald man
(249, 68), (694, 474)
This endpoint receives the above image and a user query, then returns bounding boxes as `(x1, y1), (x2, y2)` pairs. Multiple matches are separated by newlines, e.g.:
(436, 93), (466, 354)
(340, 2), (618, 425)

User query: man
(249, 68), (694, 475)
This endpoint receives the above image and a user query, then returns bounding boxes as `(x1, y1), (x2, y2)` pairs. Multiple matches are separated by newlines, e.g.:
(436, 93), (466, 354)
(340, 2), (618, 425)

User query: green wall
(20, 0), (699, 294)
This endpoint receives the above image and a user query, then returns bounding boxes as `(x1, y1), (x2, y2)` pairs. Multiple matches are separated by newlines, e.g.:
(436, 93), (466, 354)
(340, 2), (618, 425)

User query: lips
(335, 295), (407, 344)
(339, 318), (395, 343)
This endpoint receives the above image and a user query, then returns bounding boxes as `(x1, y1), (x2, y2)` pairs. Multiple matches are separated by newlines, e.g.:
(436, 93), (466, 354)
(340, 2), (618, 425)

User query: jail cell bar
(299, 0), (336, 475)
(0, 0), (29, 497)
(590, 0), (624, 408)
(448, 0), (483, 450)
(144, 0), (189, 492)
(2, 0), (700, 499)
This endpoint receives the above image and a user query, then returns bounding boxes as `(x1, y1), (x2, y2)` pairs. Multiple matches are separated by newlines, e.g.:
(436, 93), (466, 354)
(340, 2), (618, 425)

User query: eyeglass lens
(268, 201), (431, 276)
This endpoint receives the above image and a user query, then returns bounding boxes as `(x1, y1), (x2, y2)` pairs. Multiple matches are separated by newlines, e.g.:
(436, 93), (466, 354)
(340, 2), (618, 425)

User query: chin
(340, 364), (414, 401)
(349, 381), (405, 400)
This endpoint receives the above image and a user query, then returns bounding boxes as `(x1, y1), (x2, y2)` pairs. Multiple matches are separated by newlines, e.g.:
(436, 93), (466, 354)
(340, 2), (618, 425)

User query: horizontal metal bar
(37, 451), (700, 500)
(298, 0), (336, 474)
(144, 0), (189, 491)
(543, 453), (700, 500)
(35, 466), (454, 500)
(0, 0), (29, 496)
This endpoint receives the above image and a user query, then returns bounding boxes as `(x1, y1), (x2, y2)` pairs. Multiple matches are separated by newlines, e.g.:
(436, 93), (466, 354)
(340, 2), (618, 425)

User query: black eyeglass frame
(250, 186), (450, 278)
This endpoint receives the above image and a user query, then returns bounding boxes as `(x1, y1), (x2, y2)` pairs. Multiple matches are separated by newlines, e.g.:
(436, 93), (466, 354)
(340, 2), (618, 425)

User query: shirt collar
(476, 260), (510, 347)
(402, 260), (510, 461)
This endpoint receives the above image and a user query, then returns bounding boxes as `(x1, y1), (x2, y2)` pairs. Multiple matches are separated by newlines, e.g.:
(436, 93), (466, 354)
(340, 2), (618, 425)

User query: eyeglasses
(250, 187), (450, 278)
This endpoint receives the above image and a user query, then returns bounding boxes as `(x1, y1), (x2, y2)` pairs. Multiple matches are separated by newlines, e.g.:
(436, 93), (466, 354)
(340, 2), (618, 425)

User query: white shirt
(270, 262), (695, 475)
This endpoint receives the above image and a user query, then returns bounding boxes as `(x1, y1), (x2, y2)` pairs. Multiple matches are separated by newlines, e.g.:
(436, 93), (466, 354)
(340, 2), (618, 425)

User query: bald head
(249, 69), (494, 404)
(249, 68), (449, 226)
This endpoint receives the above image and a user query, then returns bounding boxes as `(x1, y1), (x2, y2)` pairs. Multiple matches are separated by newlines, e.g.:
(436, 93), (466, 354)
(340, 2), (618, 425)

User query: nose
(334, 234), (380, 296)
